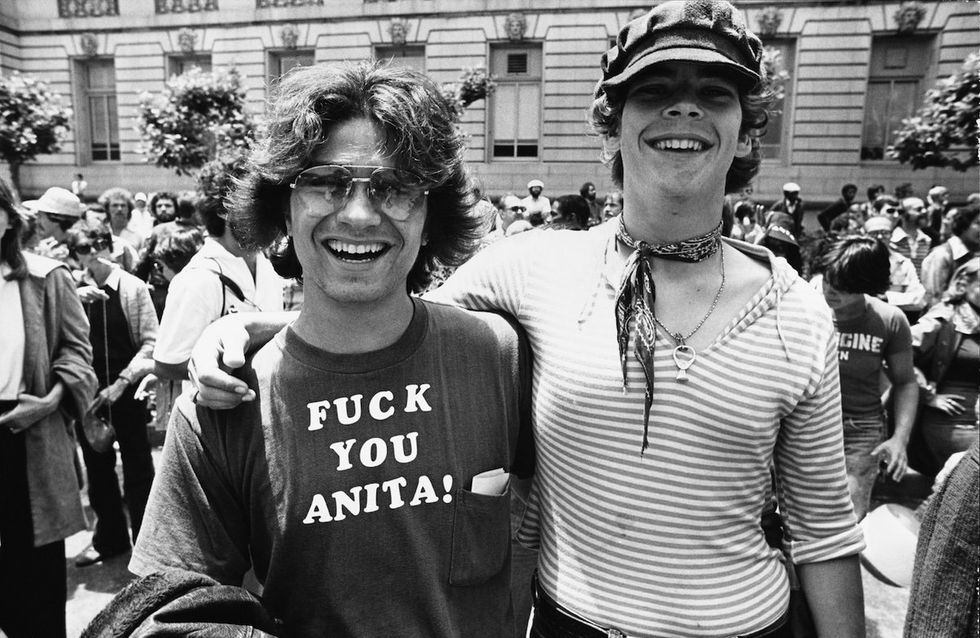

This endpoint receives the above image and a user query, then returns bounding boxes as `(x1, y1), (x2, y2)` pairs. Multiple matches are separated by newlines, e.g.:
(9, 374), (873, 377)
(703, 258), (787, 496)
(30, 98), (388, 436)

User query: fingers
(195, 385), (256, 410)
(219, 328), (249, 369)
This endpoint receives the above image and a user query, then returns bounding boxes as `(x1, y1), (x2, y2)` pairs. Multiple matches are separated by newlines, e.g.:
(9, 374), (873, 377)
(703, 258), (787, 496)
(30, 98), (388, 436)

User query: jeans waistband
(531, 574), (789, 638)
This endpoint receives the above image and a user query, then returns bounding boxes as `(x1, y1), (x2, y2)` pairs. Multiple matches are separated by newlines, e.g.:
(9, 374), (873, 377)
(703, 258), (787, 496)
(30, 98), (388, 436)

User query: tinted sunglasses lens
(74, 244), (93, 255)
(293, 166), (351, 202)
(368, 168), (427, 220)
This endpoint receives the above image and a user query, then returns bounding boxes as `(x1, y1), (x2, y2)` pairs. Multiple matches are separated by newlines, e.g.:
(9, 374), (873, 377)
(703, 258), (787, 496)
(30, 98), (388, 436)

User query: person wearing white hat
(129, 191), (154, 243)
(22, 186), (84, 264)
(520, 178), (551, 225)
(765, 181), (804, 238)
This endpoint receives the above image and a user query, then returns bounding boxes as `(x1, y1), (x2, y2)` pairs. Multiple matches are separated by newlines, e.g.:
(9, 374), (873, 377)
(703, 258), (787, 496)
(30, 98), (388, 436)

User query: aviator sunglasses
(289, 164), (430, 220)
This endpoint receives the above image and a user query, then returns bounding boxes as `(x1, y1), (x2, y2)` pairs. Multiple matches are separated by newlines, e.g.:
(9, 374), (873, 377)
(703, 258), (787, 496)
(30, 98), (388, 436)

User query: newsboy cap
(597, 0), (763, 99)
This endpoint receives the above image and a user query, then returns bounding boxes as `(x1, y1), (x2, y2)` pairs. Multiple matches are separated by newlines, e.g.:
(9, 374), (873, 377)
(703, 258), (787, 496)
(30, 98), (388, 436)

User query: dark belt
(531, 574), (790, 638)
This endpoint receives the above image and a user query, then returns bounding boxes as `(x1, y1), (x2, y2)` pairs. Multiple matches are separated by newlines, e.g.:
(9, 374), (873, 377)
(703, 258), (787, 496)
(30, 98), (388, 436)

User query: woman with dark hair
(818, 236), (918, 520)
(911, 260), (980, 472)
(0, 178), (97, 638)
(65, 220), (158, 569)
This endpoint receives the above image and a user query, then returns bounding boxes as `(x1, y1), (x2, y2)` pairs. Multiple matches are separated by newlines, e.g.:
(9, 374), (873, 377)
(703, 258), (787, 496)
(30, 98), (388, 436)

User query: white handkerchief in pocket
(471, 467), (510, 496)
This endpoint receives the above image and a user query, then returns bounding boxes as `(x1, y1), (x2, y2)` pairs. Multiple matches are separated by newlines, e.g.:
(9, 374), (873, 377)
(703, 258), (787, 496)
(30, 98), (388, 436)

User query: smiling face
(619, 61), (749, 203)
(286, 118), (427, 310)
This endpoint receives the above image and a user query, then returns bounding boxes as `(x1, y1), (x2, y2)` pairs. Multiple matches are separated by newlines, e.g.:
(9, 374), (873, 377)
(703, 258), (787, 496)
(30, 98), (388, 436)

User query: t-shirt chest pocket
(448, 485), (511, 586)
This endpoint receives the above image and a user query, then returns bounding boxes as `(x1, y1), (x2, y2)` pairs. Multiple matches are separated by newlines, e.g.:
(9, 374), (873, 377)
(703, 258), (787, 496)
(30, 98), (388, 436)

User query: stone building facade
(1, 0), (977, 205)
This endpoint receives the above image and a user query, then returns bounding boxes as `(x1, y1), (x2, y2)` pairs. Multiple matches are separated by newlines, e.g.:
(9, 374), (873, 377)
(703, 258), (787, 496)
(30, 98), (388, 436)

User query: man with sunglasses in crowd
(187, 1), (866, 636)
(126, 61), (531, 637)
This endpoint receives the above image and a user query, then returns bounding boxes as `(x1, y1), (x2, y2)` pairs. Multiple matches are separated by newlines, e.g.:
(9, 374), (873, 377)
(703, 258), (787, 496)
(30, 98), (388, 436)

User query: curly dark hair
(588, 68), (774, 194)
(198, 152), (248, 238)
(97, 187), (134, 216)
(819, 236), (891, 296)
(950, 204), (980, 237)
(230, 60), (481, 293)
(149, 192), (179, 223)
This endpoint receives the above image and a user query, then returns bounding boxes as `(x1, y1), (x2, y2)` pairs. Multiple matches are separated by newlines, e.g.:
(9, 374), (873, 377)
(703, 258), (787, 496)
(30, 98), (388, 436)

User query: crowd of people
(0, 0), (978, 636)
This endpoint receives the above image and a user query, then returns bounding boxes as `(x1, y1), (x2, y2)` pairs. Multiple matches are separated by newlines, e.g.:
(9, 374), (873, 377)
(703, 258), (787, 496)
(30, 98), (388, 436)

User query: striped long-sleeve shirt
(428, 223), (864, 637)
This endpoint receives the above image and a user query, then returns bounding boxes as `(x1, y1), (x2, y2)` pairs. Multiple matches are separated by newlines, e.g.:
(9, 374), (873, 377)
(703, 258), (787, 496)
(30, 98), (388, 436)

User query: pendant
(672, 343), (696, 382)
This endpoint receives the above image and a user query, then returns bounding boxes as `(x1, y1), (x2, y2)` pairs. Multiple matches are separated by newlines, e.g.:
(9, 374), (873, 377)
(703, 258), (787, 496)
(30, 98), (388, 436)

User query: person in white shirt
(153, 159), (284, 382)
(520, 179), (551, 225)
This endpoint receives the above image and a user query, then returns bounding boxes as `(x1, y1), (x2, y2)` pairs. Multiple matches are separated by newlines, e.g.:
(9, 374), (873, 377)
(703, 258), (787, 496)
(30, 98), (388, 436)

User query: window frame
(73, 57), (121, 164)
(860, 34), (936, 163)
(487, 43), (543, 161)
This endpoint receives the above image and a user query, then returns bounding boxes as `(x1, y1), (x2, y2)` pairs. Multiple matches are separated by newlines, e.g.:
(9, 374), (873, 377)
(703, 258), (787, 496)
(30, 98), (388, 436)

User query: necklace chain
(650, 248), (726, 345)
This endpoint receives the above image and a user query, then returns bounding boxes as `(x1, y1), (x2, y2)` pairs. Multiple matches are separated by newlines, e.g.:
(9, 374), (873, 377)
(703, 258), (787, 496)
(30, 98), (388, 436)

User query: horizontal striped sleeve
(775, 306), (866, 564)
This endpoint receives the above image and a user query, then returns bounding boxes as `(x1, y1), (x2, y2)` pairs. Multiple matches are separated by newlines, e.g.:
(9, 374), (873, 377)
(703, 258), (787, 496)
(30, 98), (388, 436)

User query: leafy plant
(441, 67), (497, 119)
(888, 52), (979, 172)
(0, 72), (72, 194)
(762, 46), (791, 115)
(136, 66), (255, 176)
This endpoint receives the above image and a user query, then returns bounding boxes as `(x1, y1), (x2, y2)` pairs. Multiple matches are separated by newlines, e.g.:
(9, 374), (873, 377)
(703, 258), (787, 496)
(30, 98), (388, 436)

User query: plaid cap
(597, 0), (763, 99)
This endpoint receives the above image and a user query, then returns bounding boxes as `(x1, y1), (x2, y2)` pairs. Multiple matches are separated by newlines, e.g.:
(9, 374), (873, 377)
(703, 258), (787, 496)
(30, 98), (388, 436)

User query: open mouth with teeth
(324, 239), (391, 262)
(649, 138), (709, 152)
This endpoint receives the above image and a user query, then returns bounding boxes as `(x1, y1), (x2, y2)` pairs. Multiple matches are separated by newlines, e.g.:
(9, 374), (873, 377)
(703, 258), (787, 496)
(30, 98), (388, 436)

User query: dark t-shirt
(835, 295), (911, 418)
(132, 299), (532, 637)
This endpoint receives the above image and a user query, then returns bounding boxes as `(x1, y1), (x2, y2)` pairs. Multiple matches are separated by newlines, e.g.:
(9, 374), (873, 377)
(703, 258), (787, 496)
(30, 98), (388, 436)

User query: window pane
(885, 81), (917, 143)
(516, 85), (539, 140)
(493, 84), (518, 140)
(87, 61), (115, 89)
(862, 80), (916, 160)
(89, 96), (108, 140)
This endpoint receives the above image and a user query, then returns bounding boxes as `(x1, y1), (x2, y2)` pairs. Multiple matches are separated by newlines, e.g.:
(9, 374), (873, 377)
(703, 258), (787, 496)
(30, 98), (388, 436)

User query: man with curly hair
(129, 61), (531, 636)
(188, 1), (864, 635)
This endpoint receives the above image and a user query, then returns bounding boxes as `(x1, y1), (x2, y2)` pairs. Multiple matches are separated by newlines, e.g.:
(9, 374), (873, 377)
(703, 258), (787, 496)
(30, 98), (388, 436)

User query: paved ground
(4, 450), (933, 638)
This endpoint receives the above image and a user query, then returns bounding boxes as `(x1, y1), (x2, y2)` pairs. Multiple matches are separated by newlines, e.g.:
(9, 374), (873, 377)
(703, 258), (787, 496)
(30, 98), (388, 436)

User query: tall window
(75, 58), (120, 162)
(489, 44), (542, 159)
(861, 35), (934, 161)
(168, 54), (212, 77)
(760, 40), (794, 160)
(375, 46), (425, 73)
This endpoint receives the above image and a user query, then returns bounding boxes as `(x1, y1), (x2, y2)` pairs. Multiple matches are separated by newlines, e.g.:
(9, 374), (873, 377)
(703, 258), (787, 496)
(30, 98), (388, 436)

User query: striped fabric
(429, 224), (864, 637)
(890, 226), (933, 277)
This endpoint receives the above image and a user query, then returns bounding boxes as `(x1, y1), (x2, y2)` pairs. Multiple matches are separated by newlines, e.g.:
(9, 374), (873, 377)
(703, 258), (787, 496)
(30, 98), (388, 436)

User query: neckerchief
(614, 215), (723, 452)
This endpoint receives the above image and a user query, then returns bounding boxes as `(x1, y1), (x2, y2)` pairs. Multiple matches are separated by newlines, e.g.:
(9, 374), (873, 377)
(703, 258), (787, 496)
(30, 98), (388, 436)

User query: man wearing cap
(521, 179), (551, 225)
(22, 187), (84, 264)
(188, 2), (866, 635)
(767, 182), (804, 237)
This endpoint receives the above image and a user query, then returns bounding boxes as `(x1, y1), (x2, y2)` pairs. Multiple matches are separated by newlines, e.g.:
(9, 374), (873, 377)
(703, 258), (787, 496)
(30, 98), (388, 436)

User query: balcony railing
(58, 0), (119, 17)
(156, 0), (219, 13)
(256, 0), (323, 7)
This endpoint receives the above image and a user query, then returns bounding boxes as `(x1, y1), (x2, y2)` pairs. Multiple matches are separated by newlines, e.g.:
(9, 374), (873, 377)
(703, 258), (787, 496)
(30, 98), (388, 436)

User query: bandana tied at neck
(614, 214), (723, 452)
